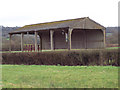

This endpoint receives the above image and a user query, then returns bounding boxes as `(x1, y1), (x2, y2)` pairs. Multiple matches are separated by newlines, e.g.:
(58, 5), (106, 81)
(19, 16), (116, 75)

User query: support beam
(68, 28), (73, 50)
(35, 31), (38, 52)
(21, 33), (24, 51)
(103, 29), (106, 48)
(50, 30), (54, 50)
(38, 34), (42, 51)
(9, 34), (12, 51)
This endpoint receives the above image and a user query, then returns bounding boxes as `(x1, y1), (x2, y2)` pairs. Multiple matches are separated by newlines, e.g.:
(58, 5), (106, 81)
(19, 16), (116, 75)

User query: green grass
(2, 65), (118, 88)
(106, 47), (120, 49)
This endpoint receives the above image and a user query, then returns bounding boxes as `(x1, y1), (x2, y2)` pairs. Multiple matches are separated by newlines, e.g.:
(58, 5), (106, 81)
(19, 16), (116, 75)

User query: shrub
(2, 49), (119, 66)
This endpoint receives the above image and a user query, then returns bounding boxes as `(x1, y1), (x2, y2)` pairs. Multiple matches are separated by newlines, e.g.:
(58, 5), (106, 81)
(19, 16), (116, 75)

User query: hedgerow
(2, 49), (119, 66)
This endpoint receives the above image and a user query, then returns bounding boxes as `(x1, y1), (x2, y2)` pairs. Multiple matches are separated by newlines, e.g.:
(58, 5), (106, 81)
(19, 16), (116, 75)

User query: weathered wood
(9, 34), (12, 51)
(103, 29), (106, 48)
(21, 33), (24, 51)
(35, 31), (38, 52)
(50, 30), (54, 50)
(38, 34), (42, 51)
(68, 28), (73, 50)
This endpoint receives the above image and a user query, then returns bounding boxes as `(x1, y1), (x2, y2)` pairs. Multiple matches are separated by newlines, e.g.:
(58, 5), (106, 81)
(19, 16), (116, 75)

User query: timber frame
(9, 17), (106, 52)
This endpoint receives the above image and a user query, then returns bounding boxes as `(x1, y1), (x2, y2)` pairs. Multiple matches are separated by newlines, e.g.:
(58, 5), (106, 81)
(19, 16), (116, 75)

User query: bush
(2, 49), (119, 66)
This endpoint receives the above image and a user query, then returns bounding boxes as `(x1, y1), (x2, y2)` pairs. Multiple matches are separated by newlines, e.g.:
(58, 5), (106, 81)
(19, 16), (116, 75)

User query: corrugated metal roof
(9, 17), (105, 34)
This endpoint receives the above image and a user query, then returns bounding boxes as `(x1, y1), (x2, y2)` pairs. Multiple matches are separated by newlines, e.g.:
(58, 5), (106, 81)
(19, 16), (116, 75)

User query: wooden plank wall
(71, 29), (104, 49)
(86, 29), (104, 49)
(71, 30), (85, 49)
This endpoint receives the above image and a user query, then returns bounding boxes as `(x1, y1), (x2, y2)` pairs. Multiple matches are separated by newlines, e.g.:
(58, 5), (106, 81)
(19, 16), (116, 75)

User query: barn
(9, 17), (106, 51)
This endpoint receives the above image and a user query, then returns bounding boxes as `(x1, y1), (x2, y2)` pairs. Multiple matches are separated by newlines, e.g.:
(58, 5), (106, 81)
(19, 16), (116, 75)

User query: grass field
(106, 47), (120, 49)
(2, 65), (118, 88)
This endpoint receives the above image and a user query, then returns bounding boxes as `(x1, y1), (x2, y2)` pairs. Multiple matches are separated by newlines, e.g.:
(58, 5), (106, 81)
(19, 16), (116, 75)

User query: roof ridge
(25, 17), (87, 27)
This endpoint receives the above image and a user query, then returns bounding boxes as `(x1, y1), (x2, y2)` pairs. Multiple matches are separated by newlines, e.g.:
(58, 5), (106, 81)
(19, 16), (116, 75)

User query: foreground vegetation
(2, 49), (118, 66)
(2, 65), (118, 88)
(1, 47), (120, 53)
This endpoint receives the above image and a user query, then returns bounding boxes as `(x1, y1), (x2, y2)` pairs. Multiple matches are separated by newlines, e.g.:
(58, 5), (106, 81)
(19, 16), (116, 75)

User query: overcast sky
(0, 0), (119, 27)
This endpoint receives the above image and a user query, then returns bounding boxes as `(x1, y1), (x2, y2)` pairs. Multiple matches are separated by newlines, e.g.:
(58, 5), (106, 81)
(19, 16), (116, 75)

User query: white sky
(0, 0), (119, 27)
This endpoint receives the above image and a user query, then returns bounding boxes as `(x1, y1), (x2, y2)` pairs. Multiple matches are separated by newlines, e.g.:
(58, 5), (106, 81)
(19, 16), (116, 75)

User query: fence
(24, 44), (41, 52)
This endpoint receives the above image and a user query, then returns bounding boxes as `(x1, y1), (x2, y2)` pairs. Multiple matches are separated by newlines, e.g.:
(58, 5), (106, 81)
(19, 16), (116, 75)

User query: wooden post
(103, 29), (106, 48)
(39, 35), (42, 51)
(9, 34), (12, 51)
(68, 28), (73, 50)
(38, 34), (42, 51)
(50, 30), (54, 50)
(35, 31), (38, 52)
(21, 33), (24, 51)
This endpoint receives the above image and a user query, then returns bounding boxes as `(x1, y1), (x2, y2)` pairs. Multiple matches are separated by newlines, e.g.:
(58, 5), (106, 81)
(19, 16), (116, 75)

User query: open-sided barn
(9, 17), (106, 51)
